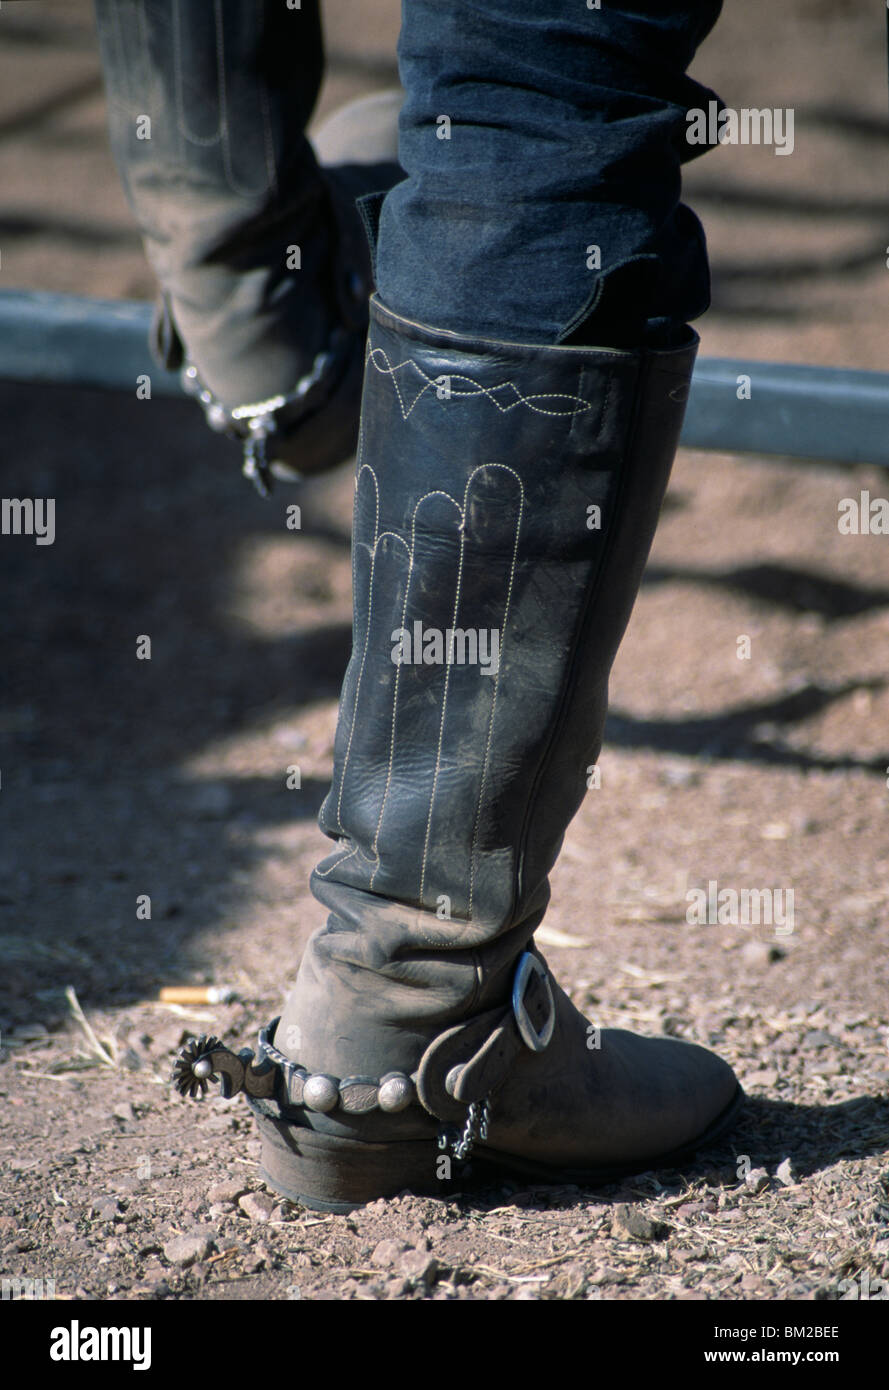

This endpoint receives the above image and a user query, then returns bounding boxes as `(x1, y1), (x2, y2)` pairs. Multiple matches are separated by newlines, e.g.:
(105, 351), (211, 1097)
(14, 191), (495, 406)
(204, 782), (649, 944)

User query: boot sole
(255, 1084), (746, 1215)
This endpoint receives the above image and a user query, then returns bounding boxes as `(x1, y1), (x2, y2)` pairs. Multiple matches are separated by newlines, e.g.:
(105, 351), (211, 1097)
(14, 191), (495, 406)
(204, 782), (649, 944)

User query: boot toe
(589, 1029), (742, 1167)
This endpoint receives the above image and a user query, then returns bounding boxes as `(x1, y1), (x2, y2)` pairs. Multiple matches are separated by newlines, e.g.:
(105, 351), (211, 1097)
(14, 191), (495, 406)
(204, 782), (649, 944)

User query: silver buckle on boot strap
(512, 951), (555, 1052)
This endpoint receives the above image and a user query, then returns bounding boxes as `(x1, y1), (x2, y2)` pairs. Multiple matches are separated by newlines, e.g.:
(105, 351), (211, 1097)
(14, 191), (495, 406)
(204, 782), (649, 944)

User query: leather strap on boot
(416, 950), (556, 1124)
(172, 947), (553, 1131)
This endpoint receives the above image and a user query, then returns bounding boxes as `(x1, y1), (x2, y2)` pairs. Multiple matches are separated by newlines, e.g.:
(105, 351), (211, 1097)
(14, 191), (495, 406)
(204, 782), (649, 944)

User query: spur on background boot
(174, 91), (405, 494)
(95, 0), (403, 493)
(167, 91), (405, 495)
(175, 295), (743, 1211)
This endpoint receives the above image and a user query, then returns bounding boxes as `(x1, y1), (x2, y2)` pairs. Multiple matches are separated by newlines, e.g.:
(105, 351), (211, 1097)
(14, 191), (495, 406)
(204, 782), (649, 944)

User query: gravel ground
(1, 0), (887, 1303)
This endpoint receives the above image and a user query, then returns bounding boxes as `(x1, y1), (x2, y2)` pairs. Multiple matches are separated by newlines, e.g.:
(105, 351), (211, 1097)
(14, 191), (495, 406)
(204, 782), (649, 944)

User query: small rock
(207, 1179), (247, 1206)
(549, 1261), (588, 1299)
(399, 1249), (440, 1286)
(162, 1231), (214, 1267)
(89, 1197), (121, 1222)
(774, 1158), (796, 1186)
(371, 1238), (410, 1268)
(675, 1200), (716, 1218)
(741, 941), (785, 971)
(610, 1204), (671, 1242)
(238, 1192), (276, 1224)
(208, 1204), (231, 1221)
(744, 1168), (770, 1195)
(11, 1022), (48, 1041)
(803, 1029), (839, 1050)
(8, 1157), (42, 1173)
(741, 1067), (779, 1089)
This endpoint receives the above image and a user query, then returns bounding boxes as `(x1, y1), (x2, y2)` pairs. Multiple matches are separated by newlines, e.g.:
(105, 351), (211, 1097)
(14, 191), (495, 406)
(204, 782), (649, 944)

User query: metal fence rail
(1, 289), (887, 467)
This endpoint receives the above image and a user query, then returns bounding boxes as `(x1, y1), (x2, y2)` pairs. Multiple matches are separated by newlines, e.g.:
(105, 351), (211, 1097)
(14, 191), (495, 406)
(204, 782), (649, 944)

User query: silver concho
(302, 1074), (339, 1113)
(378, 1072), (414, 1113)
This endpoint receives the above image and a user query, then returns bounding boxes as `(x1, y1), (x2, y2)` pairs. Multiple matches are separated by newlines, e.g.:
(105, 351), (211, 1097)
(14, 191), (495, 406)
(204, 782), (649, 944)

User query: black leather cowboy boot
(245, 295), (743, 1208)
(175, 295), (742, 1210)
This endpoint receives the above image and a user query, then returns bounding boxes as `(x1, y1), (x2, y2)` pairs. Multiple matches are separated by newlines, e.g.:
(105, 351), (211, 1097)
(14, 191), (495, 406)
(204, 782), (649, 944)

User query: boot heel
(254, 1111), (441, 1214)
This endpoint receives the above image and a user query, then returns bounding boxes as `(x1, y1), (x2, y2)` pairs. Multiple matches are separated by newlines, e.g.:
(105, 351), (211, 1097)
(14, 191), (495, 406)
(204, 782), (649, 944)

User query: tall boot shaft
(289, 297), (697, 1081)
(94, 0), (402, 427)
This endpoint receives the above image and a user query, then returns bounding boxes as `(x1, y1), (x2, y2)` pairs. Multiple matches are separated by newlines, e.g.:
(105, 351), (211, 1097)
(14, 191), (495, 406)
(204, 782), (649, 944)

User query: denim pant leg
(93, 0), (344, 408)
(374, 0), (723, 347)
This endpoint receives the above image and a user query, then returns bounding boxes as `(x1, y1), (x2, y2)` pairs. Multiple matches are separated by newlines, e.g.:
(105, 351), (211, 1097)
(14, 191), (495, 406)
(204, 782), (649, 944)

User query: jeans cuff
(355, 189), (388, 286)
(556, 255), (662, 350)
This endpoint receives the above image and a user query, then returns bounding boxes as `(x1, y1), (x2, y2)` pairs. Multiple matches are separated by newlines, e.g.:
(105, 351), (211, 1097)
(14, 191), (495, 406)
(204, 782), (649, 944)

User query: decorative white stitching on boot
(316, 462), (525, 912)
(367, 346), (594, 420)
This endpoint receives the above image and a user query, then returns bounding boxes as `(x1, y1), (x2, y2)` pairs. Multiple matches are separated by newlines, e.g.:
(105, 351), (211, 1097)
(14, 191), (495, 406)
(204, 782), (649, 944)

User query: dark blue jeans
(95, 0), (722, 404)
(376, 0), (723, 347)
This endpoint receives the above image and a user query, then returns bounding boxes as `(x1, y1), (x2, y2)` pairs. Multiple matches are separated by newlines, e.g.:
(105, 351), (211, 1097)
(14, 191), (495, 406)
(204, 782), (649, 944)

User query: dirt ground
(1, 1), (887, 1303)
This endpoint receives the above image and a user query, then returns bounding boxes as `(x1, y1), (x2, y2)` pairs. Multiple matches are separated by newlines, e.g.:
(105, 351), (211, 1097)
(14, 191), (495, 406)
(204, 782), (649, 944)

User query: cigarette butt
(159, 985), (237, 1005)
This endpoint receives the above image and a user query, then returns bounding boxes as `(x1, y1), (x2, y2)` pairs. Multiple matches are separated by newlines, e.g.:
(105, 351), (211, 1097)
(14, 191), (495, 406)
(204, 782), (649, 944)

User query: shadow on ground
(0, 381), (351, 1024)
(456, 1093), (889, 1214)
